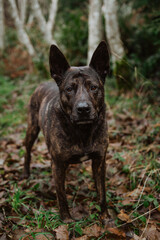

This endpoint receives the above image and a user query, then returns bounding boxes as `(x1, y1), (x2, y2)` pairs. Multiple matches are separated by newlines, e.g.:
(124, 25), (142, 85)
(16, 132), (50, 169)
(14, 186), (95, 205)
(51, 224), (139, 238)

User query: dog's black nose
(77, 102), (91, 115)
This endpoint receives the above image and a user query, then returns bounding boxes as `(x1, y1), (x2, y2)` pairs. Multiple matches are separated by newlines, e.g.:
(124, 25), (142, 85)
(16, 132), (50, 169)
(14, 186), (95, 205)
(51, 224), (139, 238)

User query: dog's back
(29, 81), (58, 115)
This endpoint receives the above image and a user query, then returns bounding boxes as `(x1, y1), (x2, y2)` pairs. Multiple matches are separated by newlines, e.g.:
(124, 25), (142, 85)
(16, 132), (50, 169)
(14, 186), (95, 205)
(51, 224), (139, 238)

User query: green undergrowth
(0, 75), (46, 136)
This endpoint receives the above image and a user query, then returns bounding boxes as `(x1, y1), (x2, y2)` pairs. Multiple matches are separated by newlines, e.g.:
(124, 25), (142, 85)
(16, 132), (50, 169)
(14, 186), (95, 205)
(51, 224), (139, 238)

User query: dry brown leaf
(0, 198), (6, 207)
(154, 123), (160, 128)
(121, 198), (132, 205)
(83, 224), (102, 237)
(116, 185), (128, 195)
(126, 187), (142, 199)
(118, 209), (130, 222)
(75, 236), (88, 240)
(143, 224), (160, 240)
(107, 227), (126, 238)
(109, 174), (127, 186)
(116, 113), (133, 121)
(54, 225), (69, 240)
(140, 144), (160, 154)
(0, 233), (8, 240)
(109, 142), (122, 149)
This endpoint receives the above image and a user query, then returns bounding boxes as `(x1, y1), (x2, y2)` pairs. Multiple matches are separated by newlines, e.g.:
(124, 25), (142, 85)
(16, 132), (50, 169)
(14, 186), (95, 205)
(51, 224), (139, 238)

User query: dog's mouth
(71, 113), (97, 125)
(76, 119), (94, 125)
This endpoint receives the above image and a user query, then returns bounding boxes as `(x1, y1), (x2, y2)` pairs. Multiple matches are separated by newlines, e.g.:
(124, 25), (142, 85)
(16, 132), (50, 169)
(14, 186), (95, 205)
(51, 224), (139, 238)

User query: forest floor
(0, 75), (160, 240)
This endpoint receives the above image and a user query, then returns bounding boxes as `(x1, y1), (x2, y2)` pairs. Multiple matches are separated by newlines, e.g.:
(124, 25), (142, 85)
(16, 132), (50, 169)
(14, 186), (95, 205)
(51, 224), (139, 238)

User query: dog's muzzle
(77, 101), (91, 116)
(71, 101), (96, 125)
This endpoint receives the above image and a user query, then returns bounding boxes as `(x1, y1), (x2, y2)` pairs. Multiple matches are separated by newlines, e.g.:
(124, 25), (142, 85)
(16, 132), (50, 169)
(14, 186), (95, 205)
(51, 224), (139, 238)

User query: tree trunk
(31, 0), (58, 45)
(0, 0), (4, 51)
(47, 0), (58, 34)
(18, 0), (27, 24)
(8, 0), (35, 56)
(103, 0), (124, 64)
(87, 0), (103, 64)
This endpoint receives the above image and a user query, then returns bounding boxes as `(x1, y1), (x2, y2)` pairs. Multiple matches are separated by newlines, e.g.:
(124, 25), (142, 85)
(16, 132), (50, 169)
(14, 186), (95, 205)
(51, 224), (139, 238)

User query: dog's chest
(69, 153), (90, 164)
(79, 154), (89, 162)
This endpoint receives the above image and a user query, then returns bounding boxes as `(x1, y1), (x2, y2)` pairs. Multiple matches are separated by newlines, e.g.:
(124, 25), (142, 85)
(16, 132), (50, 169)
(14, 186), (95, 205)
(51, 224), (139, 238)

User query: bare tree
(0, 0), (4, 51)
(31, 0), (58, 45)
(8, 0), (35, 56)
(87, 0), (103, 64)
(103, 0), (124, 64)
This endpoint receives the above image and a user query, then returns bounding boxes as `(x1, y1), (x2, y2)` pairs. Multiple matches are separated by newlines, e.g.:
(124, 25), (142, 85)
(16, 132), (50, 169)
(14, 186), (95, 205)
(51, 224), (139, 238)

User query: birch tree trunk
(18, 0), (27, 24)
(47, 0), (58, 34)
(31, 0), (58, 45)
(87, 0), (103, 64)
(103, 0), (124, 64)
(0, 0), (4, 51)
(8, 0), (35, 56)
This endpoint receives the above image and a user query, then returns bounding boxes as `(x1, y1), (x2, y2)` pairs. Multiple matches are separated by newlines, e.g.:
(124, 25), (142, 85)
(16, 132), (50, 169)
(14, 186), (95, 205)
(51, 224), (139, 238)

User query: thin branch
(139, 205), (151, 240)
(117, 205), (159, 228)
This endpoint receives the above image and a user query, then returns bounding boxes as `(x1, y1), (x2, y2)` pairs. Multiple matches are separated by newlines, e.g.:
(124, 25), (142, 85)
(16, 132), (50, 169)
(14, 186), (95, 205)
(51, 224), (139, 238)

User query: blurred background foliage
(0, 0), (160, 103)
(117, 0), (160, 98)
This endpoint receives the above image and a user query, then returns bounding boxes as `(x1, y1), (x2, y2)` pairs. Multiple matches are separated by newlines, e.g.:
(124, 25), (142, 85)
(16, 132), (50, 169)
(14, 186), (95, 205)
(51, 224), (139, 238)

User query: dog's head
(49, 41), (110, 125)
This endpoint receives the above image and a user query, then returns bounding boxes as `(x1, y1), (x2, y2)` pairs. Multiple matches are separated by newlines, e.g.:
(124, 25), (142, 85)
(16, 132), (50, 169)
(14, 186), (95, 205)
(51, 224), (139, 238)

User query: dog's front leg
(92, 157), (106, 213)
(52, 161), (72, 222)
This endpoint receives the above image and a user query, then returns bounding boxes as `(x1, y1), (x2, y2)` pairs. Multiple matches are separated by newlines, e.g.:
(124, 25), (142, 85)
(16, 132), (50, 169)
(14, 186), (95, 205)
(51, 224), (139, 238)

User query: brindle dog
(23, 41), (110, 222)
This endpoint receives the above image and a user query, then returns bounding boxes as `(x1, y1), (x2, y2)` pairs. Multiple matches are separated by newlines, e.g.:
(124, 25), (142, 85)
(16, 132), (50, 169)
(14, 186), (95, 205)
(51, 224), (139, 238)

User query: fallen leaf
(118, 209), (130, 222)
(143, 224), (160, 240)
(83, 224), (102, 238)
(75, 235), (88, 240)
(0, 233), (8, 240)
(54, 225), (69, 240)
(154, 123), (160, 128)
(107, 227), (126, 238)
(121, 198), (132, 205)
(0, 198), (6, 207)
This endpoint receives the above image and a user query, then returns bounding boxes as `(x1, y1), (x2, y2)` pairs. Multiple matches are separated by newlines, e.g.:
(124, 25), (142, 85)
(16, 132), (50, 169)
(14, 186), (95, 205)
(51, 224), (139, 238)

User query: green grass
(0, 75), (39, 136)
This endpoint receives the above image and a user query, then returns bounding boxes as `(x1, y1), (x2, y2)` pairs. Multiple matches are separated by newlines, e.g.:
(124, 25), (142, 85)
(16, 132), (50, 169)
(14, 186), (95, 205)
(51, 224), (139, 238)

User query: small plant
(9, 186), (35, 214)
(34, 207), (63, 230)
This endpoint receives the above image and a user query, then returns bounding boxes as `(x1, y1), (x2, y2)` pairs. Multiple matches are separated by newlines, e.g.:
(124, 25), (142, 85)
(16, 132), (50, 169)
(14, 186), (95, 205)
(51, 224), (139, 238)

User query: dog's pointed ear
(89, 41), (110, 83)
(49, 45), (70, 86)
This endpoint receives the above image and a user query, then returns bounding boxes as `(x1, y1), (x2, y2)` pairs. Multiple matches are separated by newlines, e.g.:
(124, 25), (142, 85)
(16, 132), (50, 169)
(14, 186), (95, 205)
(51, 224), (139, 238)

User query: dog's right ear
(89, 41), (110, 83)
(49, 45), (70, 86)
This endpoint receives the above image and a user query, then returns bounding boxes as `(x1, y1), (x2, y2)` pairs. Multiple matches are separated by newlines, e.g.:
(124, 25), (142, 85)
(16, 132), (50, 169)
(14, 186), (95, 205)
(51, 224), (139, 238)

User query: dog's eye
(66, 87), (73, 93)
(90, 85), (98, 91)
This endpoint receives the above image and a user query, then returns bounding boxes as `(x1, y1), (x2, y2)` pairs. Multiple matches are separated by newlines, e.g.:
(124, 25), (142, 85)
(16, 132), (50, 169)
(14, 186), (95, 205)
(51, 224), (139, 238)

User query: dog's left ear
(89, 41), (110, 83)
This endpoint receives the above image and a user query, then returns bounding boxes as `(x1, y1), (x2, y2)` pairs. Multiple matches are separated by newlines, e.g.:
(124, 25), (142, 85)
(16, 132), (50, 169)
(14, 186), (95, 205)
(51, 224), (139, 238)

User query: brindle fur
(23, 41), (110, 222)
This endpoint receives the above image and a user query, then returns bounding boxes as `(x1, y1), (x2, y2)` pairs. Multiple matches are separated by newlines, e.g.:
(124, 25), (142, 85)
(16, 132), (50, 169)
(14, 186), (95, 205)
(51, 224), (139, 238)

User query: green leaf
(140, 216), (146, 224)
(153, 198), (159, 208)
(75, 225), (83, 236)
